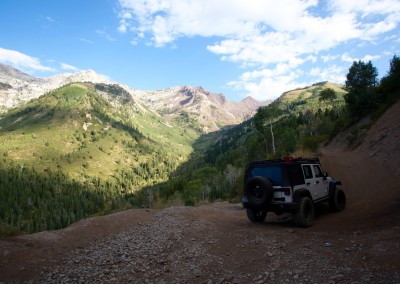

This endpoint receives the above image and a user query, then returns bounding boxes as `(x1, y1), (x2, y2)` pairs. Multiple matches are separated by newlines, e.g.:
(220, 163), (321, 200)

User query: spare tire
(245, 176), (273, 208)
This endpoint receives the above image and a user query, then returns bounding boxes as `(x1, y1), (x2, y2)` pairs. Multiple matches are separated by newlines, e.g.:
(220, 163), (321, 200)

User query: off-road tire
(244, 176), (273, 208)
(329, 188), (346, 212)
(294, 197), (315, 228)
(246, 208), (267, 223)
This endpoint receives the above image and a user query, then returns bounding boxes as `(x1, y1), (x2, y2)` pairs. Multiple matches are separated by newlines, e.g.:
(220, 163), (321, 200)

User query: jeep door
(311, 164), (329, 199)
(302, 164), (326, 200)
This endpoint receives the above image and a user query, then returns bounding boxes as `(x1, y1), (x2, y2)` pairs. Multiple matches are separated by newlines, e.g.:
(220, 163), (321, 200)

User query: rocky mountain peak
(135, 85), (266, 132)
(240, 96), (264, 109)
(0, 64), (110, 109)
(0, 63), (41, 83)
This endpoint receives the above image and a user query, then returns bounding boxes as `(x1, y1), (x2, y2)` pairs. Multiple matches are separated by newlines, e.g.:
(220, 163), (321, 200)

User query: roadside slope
(320, 99), (400, 230)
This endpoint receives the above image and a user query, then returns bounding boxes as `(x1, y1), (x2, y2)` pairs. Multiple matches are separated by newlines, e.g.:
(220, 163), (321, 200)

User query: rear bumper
(242, 195), (299, 212)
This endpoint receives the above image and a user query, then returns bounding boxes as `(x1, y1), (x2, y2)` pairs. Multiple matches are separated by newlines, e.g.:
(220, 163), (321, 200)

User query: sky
(0, 0), (399, 102)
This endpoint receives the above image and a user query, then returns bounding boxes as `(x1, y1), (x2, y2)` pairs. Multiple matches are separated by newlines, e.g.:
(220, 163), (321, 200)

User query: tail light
(280, 187), (291, 196)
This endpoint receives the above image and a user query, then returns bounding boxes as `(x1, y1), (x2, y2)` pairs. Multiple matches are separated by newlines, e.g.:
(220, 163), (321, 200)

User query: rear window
(248, 165), (283, 186)
(289, 164), (305, 186)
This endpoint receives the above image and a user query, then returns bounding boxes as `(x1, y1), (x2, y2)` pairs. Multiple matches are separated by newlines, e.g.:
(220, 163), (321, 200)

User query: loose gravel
(39, 205), (400, 284)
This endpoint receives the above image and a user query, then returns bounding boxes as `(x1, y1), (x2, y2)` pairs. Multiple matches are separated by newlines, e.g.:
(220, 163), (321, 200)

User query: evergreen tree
(378, 55), (400, 100)
(345, 60), (378, 117)
(319, 88), (337, 104)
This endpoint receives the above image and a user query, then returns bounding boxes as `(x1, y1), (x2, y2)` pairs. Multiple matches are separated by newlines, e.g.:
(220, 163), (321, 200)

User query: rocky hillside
(135, 86), (269, 132)
(0, 64), (109, 110)
(0, 64), (267, 132)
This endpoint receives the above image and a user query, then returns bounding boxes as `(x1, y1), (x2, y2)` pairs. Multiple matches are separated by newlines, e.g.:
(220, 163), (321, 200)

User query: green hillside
(0, 80), (351, 236)
(0, 81), (348, 235)
(140, 82), (349, 210)
(202, 81), (347, 162)
(273, 81), (347, 111)
(0, 83), (199, 182)
(0, 83), (203, 235)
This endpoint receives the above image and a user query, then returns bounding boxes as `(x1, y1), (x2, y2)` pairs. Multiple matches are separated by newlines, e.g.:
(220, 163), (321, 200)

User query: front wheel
(294, 197), (315, 228)
(329, 188), (346, 212)
(246, 208), (267, 223)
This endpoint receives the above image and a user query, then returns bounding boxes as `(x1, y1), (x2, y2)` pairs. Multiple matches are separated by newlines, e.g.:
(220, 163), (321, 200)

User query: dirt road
(1, 102), (400, 283)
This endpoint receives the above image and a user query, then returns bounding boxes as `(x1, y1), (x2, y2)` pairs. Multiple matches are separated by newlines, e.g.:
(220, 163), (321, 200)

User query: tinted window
(302, 165), (313, 179)
(249, 165), (282, 185)
(289, 164), (305, 186)
(313, 165), (323, 178)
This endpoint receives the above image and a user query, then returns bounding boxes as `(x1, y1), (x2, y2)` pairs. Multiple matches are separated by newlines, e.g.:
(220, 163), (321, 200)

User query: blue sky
(1, 0), (399, 101)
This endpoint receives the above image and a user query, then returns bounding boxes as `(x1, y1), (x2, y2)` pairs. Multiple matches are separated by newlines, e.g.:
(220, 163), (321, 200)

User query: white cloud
(96, 30), (116, 42)
(228, 69), (306, 101)
(384, 34), (398, 41)
(0, 47), (54, 72)
(207, 33), (301, 66)
(341, 53), (356, 63)
(362, 54), (381, 61)
(228, 64), (306, 101)
(80, 38), (94, 44)
(321, 54), (340, 62)
(46, 16), (55, 23)
(118, 0), (400, 99)
(118, 0), (320, 46)
(60, 63), (79, 71)
(341, 52), (381, 63)
(309, 65), (346, 84)
(118, 23), (127, 33)
(329, 0), (400, 15)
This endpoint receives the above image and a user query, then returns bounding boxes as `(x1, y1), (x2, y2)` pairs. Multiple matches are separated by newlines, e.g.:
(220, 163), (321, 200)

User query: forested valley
(0, 55), (399, 236)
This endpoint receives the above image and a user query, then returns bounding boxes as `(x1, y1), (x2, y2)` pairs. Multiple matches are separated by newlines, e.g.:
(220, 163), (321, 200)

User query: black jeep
(242, 157), (345, 227)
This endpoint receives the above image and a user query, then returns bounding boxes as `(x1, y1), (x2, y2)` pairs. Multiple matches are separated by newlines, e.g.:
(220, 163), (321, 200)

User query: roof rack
(283, 156), (320, 163)
(248, 156), (320, 165)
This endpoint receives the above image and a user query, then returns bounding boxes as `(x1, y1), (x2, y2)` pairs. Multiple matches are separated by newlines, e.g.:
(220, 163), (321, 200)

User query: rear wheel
(294, 197), (315, 228)
(329, 188), (346, 212)
(246, 208), (267, 222)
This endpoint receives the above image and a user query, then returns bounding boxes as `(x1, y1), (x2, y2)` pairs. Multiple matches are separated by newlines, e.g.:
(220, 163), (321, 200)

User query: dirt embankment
(1, 101), (400, 283)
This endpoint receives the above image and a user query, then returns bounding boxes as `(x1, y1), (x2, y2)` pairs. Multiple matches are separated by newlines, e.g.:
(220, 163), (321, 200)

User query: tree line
(1, 56), (398, 236)
(142, 55), (400, 208)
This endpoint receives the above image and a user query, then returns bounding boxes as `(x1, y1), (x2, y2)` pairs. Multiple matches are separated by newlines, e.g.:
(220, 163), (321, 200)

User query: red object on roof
(284, 156), (293, 162)
(284, 156), (304, 163)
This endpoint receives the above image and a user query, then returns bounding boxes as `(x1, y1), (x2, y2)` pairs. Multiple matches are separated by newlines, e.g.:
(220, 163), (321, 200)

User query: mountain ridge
(135, 85), (269, 132)
(0, 64), (266, 132)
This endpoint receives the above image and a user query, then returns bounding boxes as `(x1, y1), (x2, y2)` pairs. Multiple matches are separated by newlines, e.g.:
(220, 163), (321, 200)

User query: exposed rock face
(135, 86), (268, 132)
(0, 64), (109, 109)
(0, 64), (41, 82)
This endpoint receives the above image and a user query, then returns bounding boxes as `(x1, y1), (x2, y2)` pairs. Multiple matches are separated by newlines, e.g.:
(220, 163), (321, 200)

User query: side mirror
(323, 172), (328, 180)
